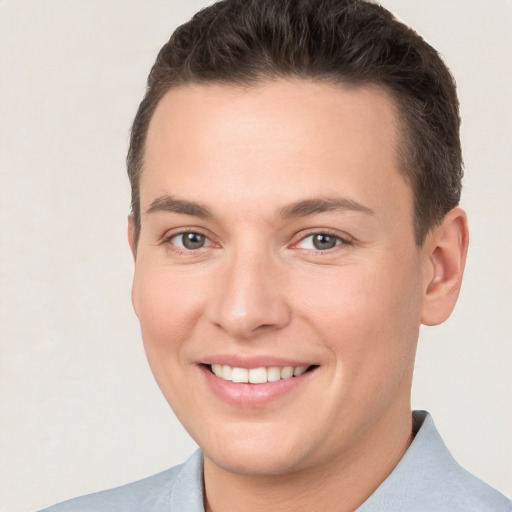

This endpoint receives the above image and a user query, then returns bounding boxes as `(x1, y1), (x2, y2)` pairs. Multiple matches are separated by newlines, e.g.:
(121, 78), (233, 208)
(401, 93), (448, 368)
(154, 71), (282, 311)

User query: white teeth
(210, 364), (311, 383)
(231, 367), (249, 383)
(280, 366), (294, 379)
(267, 367), (282, 382)
(249, 367), (267, 384)
(222, 365), (233, 381)
(211, 364), (223, 377)
(293, 365), (308, 376)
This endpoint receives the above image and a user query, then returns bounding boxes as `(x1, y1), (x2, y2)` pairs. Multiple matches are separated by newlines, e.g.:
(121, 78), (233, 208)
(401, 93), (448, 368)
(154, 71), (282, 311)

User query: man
(40, 0), (511, 510)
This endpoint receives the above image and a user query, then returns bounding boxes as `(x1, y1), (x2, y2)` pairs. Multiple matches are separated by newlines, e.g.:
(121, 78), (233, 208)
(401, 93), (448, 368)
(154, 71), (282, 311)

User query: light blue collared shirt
(39, 411), (511, 511)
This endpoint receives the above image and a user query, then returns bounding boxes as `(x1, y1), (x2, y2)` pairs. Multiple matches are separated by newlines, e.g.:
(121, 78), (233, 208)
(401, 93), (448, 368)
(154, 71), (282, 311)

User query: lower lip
(200, 365), (316, 408)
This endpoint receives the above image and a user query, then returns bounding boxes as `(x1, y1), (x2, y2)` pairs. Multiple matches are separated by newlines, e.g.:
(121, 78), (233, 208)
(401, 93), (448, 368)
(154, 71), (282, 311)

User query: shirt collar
(357, 410), (460, 511)
(168, 411), (472, 512)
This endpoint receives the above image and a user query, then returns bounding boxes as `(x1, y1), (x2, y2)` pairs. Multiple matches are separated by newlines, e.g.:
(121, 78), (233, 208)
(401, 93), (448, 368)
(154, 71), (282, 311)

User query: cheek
(132, 265), (205, 356)
(131, 265), (209, 419)
(294, 261), (422, 362)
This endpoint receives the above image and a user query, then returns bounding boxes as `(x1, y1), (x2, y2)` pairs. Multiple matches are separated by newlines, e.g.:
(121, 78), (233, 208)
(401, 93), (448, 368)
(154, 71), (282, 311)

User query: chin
(199, 425), (317, 477)
(205, 446), (307, 477)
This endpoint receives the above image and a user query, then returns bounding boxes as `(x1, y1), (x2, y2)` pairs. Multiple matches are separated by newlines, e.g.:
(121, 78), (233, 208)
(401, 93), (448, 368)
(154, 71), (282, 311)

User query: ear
(420, 207), (469, 326)
(127, 215), (137, 261)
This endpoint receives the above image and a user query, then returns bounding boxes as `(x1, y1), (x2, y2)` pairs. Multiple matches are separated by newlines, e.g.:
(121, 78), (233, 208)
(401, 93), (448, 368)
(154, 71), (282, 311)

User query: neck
(203, 406), (414, 512)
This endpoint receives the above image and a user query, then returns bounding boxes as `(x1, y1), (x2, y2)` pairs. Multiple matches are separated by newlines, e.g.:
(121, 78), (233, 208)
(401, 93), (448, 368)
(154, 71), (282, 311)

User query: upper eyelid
(294, 235), (343, 251)
(293, 229), (353, 245)
(162, 227), (213, 242)
(160, 227), (353, 247)
(163, 231), (217, 253)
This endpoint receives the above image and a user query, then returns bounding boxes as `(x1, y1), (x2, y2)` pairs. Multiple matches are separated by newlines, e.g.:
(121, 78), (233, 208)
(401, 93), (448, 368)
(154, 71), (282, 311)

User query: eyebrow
(146, 195), (212, 218)
(145, 195), (373, 220)
(278, 197), (374, 218)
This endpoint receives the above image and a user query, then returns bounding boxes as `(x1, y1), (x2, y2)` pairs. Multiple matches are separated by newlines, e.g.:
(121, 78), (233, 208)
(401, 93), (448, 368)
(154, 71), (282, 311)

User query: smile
(210, 364), (311, 384)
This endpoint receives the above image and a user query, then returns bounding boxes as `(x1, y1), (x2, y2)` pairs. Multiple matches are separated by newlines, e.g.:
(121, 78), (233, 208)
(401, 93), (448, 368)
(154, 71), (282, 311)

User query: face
(131, 80), (430, 477)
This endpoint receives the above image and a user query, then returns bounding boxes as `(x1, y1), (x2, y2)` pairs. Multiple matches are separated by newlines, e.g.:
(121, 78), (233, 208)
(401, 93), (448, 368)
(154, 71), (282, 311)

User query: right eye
(297, 233), (342, 251)
(168, 232), (210, 250)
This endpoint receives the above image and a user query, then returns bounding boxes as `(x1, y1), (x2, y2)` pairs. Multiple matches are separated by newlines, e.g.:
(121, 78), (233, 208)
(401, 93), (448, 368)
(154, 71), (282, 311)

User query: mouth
(207, 363), (318, 384)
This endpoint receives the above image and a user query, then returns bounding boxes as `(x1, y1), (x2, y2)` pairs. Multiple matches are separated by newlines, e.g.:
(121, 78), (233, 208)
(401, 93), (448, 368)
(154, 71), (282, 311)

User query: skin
(129, 80), (468, 512)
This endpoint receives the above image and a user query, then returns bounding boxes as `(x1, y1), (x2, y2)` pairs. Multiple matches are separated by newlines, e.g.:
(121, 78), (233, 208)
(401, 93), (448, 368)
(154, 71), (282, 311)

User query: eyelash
(293, 230), (353, 253)
(162, 229), (215, 254)
(161, 229), (352, 254)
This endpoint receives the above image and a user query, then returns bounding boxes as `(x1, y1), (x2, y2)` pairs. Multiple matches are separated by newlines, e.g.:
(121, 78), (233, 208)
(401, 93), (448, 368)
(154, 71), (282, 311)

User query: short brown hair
(127, 0), (462, 246)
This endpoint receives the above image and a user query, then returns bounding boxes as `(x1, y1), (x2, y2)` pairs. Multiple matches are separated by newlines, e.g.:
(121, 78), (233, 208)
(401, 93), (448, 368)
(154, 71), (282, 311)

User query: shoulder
(358, 411), (511, 512)
(440, 463), (512, 512)
(414, 412), (511, 512)
(37, 466), (182, 512)
(37, 451), (204, 512)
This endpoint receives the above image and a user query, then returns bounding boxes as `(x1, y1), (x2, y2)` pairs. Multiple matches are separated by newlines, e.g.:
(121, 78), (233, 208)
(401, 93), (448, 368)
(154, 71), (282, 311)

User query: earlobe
(420, 207), (469, 326)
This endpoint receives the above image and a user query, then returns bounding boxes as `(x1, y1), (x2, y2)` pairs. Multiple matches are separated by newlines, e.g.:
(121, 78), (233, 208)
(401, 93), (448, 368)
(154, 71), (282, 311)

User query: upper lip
(199, 354), (317, 369)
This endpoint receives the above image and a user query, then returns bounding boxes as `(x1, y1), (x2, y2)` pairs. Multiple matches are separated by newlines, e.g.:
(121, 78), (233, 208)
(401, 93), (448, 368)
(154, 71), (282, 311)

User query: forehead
(146, 79), (401, 161)
(142, 79), (411, 220)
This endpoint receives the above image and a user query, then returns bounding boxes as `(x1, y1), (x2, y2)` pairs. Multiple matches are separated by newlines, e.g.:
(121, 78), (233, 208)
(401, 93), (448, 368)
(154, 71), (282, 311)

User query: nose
(207, 248), (292, 339)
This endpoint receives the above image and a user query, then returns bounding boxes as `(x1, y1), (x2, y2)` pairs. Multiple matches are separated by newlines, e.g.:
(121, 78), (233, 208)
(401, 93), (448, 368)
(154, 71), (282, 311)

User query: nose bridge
(210, 240), (290, 337)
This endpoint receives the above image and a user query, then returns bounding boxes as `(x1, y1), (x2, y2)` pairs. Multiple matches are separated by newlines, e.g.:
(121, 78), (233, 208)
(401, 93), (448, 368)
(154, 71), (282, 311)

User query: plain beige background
(0, 1), (510, 510)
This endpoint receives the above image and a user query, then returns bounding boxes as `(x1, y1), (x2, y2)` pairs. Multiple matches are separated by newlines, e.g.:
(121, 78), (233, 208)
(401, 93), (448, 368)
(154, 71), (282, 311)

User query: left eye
(170, 232), (209, 250)
(296, 233), (343, 251)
